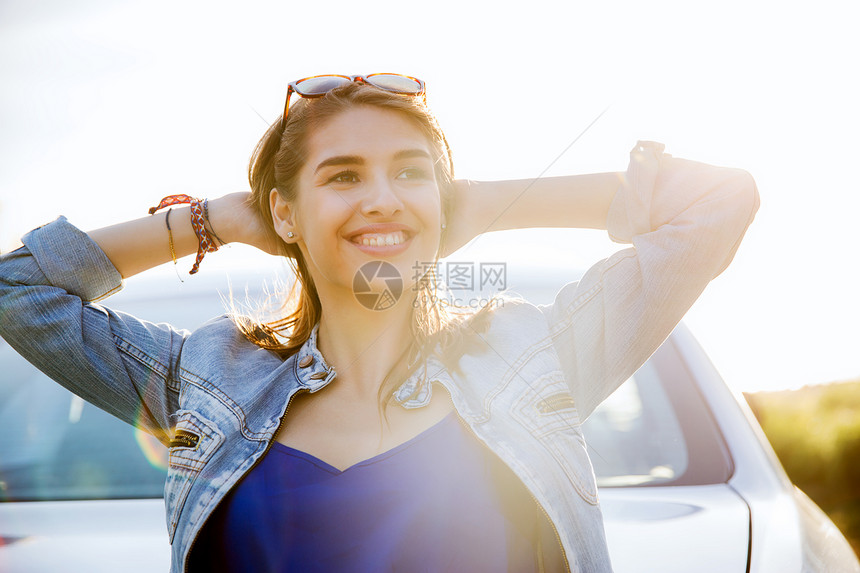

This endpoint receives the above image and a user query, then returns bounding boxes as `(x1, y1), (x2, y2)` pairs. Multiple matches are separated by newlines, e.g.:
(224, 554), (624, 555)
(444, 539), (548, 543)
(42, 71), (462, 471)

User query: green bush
(745, 380), (860, 556)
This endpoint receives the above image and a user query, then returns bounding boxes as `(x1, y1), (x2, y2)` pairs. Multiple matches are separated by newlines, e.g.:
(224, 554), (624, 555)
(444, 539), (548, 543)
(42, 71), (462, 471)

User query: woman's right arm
(0, 192), (270, 438)
(88, 192), (272, 278)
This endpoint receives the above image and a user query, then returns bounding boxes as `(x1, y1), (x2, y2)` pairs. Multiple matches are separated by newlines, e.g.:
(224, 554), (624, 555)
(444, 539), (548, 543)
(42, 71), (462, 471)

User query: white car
(1, 271), (857, 572)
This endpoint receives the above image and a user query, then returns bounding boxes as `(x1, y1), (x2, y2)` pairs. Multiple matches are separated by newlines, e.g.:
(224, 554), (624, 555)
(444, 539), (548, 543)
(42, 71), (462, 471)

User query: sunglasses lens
(366, 74), (423, 94)
(294, 76), (351, 96)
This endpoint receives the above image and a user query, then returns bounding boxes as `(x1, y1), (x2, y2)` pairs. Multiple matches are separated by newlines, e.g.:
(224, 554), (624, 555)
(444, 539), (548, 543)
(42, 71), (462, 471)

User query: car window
(0, 275), (243, 502)
(0, 350), (167, 500)
(583, 361), (689, 487)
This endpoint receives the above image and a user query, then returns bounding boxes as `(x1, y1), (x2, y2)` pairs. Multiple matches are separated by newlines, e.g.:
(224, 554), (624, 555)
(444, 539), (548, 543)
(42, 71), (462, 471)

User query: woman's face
(272, 106), (444, 306)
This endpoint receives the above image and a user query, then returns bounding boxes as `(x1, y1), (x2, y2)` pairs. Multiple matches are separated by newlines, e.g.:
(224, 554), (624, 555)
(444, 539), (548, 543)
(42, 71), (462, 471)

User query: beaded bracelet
(163, 208), (185, 282)
(149, 195), (219, 274)
(164, 208), (177, 264)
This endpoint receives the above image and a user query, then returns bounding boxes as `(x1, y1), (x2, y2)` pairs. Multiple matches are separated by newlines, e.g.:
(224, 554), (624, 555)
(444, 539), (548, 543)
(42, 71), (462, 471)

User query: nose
(359, 174), (404, 218)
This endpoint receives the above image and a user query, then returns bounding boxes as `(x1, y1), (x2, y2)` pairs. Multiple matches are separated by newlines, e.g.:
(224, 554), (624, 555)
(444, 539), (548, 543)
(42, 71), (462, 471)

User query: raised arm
(88, 192), (274, 279)
(441, 172), (623, 257)
(543, 142), (759, 419)
(441, 141), (759, 420)
(0, 191), (273, 436)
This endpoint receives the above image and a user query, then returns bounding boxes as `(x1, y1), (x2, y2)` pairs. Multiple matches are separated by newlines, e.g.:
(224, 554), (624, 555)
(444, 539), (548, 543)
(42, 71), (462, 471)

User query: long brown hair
(237, 81), (493, 408)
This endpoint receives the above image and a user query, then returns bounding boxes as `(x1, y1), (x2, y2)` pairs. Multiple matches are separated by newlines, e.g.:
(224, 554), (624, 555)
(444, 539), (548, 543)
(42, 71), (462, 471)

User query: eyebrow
(393, 149), (433, 162)
(314, 148), (433, 174)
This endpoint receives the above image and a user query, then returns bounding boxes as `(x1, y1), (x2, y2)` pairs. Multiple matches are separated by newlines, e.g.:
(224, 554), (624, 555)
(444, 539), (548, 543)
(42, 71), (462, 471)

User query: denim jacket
(0, 142), (759, 572)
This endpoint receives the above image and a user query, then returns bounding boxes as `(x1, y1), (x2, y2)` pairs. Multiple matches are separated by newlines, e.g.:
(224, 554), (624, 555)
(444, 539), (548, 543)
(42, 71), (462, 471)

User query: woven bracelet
(149, 195), (219, 274)
(202, 199), (226, 247)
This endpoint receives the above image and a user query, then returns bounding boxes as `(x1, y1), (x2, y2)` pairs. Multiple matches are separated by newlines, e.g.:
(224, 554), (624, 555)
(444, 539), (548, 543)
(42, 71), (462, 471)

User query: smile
(351, 231), (408, 247)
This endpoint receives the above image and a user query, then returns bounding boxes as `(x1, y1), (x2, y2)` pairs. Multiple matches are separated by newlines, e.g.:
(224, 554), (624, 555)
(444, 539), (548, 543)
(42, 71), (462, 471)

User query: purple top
(191, 413), (538, 572)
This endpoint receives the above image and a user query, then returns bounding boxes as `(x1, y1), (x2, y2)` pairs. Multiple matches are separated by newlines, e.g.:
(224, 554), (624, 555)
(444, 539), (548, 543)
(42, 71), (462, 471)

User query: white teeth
(355, 231), (406, 247)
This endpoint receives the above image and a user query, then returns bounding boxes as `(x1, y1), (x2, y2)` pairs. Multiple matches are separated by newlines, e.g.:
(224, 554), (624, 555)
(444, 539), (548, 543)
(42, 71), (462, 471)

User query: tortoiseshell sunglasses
(282, 74), (426, 124)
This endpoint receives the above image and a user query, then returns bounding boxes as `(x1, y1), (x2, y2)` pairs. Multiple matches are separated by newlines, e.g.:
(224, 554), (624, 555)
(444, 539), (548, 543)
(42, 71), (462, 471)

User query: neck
(316, 293), (417, 399)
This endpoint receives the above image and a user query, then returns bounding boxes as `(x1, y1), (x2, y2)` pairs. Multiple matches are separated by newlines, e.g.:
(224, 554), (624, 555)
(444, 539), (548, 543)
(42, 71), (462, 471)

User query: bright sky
(1, 0), (858, 393)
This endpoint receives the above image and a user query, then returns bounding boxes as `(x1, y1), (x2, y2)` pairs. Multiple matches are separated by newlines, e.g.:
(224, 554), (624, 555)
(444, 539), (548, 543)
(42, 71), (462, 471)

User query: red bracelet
(149, 195), (219, 274)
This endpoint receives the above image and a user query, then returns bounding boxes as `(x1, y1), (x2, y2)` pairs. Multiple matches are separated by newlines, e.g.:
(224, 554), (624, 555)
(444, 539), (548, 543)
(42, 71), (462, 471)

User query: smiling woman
(270, 107), (445, 315)
(0, 74), (759, 572)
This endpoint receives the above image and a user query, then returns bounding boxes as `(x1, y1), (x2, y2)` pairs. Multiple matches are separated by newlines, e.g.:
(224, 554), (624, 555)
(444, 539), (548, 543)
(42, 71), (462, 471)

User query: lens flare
(134, 426), (168, 471)
(132, 370), (171, 471)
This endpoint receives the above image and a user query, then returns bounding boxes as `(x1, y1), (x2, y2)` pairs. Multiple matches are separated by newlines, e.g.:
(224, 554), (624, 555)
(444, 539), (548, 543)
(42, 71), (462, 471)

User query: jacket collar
(294, 322), (451, 409)
(292, 323), (337, 392)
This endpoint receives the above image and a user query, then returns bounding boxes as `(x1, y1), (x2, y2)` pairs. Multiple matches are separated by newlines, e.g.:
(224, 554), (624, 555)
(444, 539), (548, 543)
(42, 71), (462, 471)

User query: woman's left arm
(444, 141), (760, 420)
(441, 172), (621, 256)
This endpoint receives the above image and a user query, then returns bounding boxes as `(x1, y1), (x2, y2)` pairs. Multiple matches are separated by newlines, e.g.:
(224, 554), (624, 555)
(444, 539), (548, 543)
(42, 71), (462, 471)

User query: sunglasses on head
(282, 74), (426, 124)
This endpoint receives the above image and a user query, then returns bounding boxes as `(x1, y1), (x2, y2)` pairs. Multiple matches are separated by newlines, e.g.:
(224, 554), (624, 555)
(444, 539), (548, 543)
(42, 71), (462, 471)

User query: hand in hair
(86, 192), (280, 279)
(209, 192), (282, 256)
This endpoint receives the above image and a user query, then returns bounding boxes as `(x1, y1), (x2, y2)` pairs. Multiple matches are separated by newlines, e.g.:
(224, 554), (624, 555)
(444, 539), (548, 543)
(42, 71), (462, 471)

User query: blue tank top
(190, 413), (539, 572)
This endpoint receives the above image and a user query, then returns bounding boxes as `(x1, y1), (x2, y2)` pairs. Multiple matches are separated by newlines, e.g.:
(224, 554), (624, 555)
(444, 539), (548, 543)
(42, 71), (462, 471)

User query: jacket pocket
(164, 410), (224, 543)
(510, 373), (599, 505)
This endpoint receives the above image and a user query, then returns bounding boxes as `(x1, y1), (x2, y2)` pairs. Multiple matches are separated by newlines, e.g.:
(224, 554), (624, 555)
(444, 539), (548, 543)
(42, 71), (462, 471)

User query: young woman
(0, 74), (759, 572)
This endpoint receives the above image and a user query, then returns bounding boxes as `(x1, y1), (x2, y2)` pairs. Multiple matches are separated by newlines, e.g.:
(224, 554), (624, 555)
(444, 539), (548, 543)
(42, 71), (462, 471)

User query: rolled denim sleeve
(0, 216), (184, 439)
(543, 141), (760, 420)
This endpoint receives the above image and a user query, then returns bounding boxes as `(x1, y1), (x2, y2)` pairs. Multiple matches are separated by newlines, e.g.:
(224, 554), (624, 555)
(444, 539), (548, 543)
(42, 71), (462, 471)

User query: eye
(396, 167), (431, 181)
(325, 170), (360, 185)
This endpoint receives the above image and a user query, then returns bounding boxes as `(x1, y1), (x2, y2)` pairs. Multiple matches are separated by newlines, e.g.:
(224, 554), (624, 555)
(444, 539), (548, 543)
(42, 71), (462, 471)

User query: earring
(287, 232), (295, 239)
(441, 223), (447, 230)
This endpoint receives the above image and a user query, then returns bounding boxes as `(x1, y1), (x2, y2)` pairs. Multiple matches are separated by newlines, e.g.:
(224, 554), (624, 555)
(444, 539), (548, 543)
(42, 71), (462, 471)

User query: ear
(270, 188), (298, 242)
